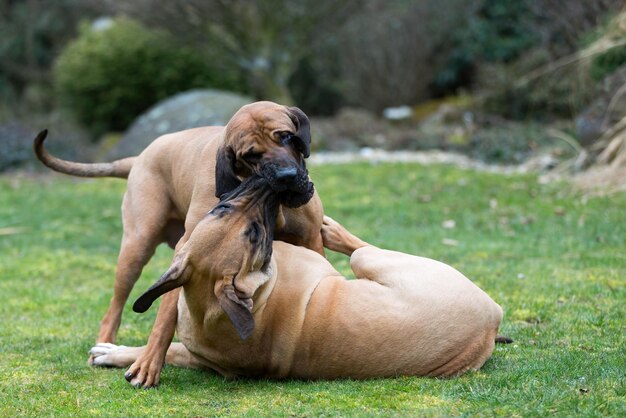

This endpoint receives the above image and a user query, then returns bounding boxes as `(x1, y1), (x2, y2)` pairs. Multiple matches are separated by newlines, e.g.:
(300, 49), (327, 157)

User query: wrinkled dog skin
(90, 176), (505, 388)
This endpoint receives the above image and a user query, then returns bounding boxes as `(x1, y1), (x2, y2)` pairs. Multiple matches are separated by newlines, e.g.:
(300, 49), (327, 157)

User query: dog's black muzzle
(260, 162), (314, 208)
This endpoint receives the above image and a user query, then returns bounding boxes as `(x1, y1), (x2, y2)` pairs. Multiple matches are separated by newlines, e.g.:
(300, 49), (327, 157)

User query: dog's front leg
(123, 288), (180, 388)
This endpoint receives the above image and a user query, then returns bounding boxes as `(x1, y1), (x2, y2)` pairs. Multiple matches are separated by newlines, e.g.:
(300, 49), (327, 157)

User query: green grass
(1, 163), (624, 416)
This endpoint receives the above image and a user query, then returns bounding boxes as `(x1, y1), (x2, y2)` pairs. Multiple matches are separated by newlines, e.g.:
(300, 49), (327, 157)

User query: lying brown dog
(90, 175), (504, 387)
(34, 102), (325, 369)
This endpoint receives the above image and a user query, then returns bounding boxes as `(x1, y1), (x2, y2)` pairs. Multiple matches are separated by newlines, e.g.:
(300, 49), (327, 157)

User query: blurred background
(1, 0), (625, 190)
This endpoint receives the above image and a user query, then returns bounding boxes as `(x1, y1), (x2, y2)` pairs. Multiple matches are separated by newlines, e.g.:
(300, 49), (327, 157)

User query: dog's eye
(279, 131), (305, 155)
(243, 151), (263, 165)
(279, 132), (293, 143)
(246, 222), (261, 243)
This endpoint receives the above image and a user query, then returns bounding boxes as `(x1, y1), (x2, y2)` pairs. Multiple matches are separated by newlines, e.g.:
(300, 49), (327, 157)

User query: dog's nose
(274, 167), (297, 181)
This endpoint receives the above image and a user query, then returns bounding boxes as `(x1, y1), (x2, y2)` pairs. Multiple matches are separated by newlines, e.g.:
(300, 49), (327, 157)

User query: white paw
(89, 343), (127, 367)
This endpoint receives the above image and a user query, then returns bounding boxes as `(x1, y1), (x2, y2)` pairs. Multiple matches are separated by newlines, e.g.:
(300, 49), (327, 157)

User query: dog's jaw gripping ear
(215, 145), (242, 198)
(215, 278), (255, 340)
(133, 256), (188, 313)
(287, 106), (311, 158)
(278, 180), (315, 209)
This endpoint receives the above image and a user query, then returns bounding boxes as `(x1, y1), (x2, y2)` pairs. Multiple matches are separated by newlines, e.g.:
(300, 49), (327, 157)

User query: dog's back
(128, 126), (225, 213)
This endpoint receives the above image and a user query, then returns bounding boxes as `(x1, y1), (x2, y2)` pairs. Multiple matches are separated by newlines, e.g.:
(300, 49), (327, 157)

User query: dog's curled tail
(33, 129), (136, 179)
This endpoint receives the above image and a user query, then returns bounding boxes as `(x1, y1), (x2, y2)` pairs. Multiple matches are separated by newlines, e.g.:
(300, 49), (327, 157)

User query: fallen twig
(0, 227), (28, 236)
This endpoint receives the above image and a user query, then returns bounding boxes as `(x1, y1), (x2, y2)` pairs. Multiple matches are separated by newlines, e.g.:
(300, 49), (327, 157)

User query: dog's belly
(289, 253), (503, 379)
(163, 219), (185, 249)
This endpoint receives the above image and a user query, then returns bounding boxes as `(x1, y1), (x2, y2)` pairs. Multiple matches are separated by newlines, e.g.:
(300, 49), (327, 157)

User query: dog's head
(215, 101), (313, 202)
(133, 176), (292, 340)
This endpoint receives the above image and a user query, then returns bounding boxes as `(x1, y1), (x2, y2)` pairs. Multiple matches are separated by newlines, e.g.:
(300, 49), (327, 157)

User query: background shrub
(54, 18), (242, 136)
(114, 0), (359, 111)
(433, 0), (622, 119)
(0, 0), (103, 119)
(474, 49), (597, 120)
(433, 0), (537, 96)
(590, 46), (626, 81)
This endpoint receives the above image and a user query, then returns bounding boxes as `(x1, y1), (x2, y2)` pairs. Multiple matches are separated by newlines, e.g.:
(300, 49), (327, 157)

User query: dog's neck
(180, 256), (278, 332)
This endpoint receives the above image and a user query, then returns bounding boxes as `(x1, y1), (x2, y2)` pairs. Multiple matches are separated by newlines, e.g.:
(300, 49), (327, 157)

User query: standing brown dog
(34, 102), (324, 370)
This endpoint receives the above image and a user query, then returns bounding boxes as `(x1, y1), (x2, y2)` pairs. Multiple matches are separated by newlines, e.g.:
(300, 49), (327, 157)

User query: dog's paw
(89, 343), (127, 367)
(123, 354), (164, 389)
(321, 216), (342, 245)
(321, 216), (368, 256)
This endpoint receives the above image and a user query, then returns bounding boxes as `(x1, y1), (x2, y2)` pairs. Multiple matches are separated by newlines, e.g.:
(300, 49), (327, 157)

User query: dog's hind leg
(348, 246), (410, 288)
(321, 217), (441, 288)
(321, 216), (403, 287)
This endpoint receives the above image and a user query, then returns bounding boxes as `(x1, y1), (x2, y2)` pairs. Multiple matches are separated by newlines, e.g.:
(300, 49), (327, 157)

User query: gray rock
(108, 89), (253, 158)
(0, 122), (36, 171)
(0, 120), (92, 172)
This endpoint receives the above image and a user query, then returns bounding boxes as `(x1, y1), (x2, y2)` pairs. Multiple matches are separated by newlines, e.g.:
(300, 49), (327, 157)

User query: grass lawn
(1, 162), (624, 416)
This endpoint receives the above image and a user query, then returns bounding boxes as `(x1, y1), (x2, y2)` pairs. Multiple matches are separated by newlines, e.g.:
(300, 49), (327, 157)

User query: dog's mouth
(260, 163), (314, 208)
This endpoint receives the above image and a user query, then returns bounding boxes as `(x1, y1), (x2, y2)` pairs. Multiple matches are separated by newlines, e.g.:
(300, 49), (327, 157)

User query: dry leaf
(0, 227), (28, 236)
(442, 220), (456, 229)
(442, 238), (459, 246)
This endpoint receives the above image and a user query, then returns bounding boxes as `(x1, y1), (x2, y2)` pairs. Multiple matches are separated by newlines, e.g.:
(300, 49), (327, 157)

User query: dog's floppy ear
(214, 277), (255, 340)
(133, 254), (189, 313)
(287, 106), (311, 158)
(215, 145), (241, 198)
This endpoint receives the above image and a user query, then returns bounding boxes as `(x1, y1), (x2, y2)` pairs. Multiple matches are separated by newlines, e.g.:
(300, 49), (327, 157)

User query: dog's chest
(176, 292), (273, 377)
